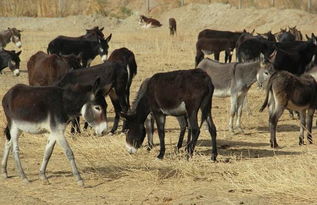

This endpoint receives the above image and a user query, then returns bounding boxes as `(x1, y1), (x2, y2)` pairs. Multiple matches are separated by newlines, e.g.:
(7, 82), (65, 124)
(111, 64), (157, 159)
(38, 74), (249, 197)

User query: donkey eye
(94, 106), (101, 111)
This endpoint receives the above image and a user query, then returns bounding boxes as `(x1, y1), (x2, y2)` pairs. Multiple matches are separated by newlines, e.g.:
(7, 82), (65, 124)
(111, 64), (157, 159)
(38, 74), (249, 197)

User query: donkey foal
(260, 71), (317, 147)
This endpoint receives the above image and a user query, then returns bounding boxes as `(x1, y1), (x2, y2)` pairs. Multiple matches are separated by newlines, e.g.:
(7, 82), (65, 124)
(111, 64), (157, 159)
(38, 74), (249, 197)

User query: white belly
(213, 88), (231, 97)
(160, 101), (186, 116)
(13, 116), (51, 134)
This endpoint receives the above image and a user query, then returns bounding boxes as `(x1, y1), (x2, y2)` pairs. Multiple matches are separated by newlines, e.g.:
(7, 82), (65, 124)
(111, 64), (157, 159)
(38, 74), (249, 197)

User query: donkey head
(8, 27), (22, 48)
(98, 33), (112, 62)
(121, 112), (146, 154)
(85, 26), (105, 39)
(6, 50), (21, 76)
(65, 78), (108, 135)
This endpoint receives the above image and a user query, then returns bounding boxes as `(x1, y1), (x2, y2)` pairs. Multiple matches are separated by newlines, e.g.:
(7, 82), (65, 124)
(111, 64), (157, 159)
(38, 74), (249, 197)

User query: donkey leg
(306, 109), (315, 144)
(71, 117), (81, 134)
(298, 111), (306, 145)
(229, 95), (238, 132)
(236, 93), (247, 132)
(214, 52), (220, 62)
(206, 113), (218, 161)
(55, 131), (83, 186)
(269, 106), (284, 148)
(109, 91), (121, 134)
(154, 114), (166, 159)
(145, 113), (155, 150)
(187, 113), (200, 158)
(1, 139), (12, 178)
(10, 126), (28, 182)
(176, 116), (188, 150)
(39, 136), (56, 183)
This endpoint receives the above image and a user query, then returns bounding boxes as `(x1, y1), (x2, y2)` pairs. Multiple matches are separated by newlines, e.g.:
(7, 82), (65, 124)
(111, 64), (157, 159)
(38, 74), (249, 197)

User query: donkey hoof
(270, 144), (279, 148)
(22, 178), (30, 184)
(77, 180), (84, 187)
(2, 173), (8, 179)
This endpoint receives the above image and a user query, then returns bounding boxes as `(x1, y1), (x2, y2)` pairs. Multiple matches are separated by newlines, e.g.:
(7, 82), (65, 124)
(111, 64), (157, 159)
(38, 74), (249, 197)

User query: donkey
(47, 33), (112, 67)
(27, 51), (82, 86)
(131, 78), (190, 151)
(107, 47), (137, 133)
(0, 49), (21, 76)
(197, 58), (268, 132)
(1, 78), (107, 186)
(122, 69), (217, 161)
(56, 61), (129, 134)
(139, 15), (162, 28)
(0, 28), (22, 50)
(288, 26), (303, 41)
(169, 18), (177, 36)
(259, 71), (317, 147)
(195, 37), (236, 66)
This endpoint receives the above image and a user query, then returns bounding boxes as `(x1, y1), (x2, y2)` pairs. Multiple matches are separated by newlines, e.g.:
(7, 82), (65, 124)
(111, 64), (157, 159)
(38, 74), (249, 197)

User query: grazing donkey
(197, 58), (268, 132)
(1, 78), (107, 186)
(0, 49), (21, 76)
(132, 78), (190, 151)
(0, 28), (22, 50)
(56, 61), (129, 134)
(123, 69), (217, 161)
(168, 18), (177, 36)
(259, 71), (317, 147)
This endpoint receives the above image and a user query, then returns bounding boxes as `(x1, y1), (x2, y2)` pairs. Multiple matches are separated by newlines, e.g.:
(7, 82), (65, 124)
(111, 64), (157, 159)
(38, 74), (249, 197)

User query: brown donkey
(1, 78), (107, 186)
(259, 71), (317, 147)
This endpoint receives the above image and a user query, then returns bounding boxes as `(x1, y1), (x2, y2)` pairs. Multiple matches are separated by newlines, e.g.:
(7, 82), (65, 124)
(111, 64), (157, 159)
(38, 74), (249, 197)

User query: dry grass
(1, 0), (317, 17)
(1, 9), (317, 204)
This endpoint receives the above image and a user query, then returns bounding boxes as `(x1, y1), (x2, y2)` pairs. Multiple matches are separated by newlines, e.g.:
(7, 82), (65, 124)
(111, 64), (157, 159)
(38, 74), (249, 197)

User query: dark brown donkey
(122, 69), (217, 161)
(169, 18), (177, 36)
(1, 79), (106, 186)
(259, 71), (317, 148)
(56, 61), (129, 134)
(195, 37), (235, 66)
(107, 47), (137, 133)
(0, 27), (22, 50)
(27, 51), (82, 86)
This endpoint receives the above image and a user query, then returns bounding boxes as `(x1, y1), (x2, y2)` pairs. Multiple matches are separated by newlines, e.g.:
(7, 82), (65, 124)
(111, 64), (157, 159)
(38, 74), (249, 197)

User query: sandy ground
(1, 3), (317, 205)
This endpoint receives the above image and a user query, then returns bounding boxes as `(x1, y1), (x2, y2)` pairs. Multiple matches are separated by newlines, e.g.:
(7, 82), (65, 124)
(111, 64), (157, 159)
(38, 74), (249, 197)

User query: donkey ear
(16, 51), (22, 56)
(100, 27), (104, 32)
(306, 34), (310, 40)
(18, 29), (23, 32)
(92, 77), (101, 94)
(105, 33), (112, 42)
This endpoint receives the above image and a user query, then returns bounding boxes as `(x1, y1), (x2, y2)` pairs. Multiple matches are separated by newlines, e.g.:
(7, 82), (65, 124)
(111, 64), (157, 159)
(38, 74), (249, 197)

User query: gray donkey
(197, 58), (268, 132)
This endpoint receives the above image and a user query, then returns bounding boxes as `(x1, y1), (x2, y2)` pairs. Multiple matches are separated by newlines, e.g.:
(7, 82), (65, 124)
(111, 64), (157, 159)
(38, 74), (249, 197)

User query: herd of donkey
(0, 14), (317, 186)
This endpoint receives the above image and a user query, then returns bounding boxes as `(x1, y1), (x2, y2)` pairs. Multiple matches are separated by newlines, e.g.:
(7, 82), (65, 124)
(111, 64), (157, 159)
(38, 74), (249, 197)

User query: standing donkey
(0, 28), (22, 50)
(1, 78), (107, 186)
(197, 58), (268, 132)
(123, 69), (217, 161)
(259, 71), (317, 147)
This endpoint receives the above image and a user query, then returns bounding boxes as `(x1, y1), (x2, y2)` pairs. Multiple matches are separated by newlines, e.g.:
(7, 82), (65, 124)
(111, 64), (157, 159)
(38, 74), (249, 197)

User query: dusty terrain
(1, 3), (317, 205)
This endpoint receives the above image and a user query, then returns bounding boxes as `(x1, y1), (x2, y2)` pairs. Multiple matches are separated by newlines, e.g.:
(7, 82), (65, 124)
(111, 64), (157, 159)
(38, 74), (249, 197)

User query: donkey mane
(130, 78), (150, 112)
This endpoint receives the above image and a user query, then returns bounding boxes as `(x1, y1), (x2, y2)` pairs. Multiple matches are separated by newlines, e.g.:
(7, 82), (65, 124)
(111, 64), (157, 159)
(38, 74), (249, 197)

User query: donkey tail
(4, 126), (11, 141)
(259, 72), (277, 112)
(199, 81), (213, 128)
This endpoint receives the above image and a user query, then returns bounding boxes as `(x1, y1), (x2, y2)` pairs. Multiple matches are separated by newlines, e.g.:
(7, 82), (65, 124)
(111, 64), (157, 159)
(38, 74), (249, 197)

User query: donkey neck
(0, 30), (12, 46)
(62, 91), (89, 120)
(235, 62), (261, 88)
(132, 94), (150, 124)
